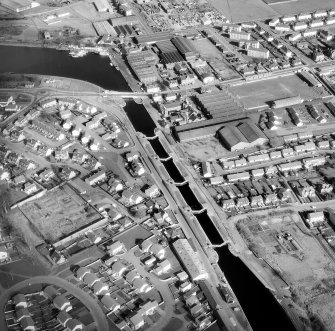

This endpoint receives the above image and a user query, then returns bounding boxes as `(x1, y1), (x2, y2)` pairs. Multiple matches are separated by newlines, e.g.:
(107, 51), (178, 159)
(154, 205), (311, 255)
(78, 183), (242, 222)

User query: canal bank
(0, 45), (297, 331)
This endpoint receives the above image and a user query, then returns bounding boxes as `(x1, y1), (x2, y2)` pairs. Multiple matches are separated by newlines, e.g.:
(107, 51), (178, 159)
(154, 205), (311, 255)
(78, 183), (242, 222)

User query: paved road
(124, 250), (179, 331)
(0, 275), (109, 331)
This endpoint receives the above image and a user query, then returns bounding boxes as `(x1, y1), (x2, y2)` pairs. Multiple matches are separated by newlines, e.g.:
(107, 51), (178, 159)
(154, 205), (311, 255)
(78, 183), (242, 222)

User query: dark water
(0, 45), (297, 331)
(0, 45), (129, 91)
(196, 212), (223, 245)
(216, 246), (296, 331)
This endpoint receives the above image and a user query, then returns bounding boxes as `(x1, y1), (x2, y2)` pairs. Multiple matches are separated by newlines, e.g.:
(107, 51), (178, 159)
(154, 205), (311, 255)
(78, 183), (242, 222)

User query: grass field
(230, 74), (323, 110)
(19, 185), (101, 242)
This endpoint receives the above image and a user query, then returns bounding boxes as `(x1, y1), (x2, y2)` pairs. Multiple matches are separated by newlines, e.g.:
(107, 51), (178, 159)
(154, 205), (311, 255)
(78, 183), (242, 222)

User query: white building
(172, 239), (208, 281)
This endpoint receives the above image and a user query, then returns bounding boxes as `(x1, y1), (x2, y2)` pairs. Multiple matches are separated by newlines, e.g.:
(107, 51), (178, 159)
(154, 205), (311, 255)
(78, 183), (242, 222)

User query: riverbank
(0, 44), (300, 331)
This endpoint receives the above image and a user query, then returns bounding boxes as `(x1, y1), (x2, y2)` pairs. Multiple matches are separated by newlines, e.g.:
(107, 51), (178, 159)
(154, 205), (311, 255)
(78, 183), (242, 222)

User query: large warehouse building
(196, 90), (243, 120)
(156, 40), (184, 65)
(171, 36), (198, 60)
(218, 122), (268, 151)
(127, 50), (159, 85)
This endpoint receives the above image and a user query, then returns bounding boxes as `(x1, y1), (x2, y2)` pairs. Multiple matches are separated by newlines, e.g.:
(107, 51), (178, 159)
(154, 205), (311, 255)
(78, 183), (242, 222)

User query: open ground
(230, 74), (323, 110)
(235, 210), (335, 330)
(18, 185), (102, 242)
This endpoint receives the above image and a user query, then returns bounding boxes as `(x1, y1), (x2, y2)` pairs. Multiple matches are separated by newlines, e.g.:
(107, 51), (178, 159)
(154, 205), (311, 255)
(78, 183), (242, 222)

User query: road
(0, 275), (109, 331)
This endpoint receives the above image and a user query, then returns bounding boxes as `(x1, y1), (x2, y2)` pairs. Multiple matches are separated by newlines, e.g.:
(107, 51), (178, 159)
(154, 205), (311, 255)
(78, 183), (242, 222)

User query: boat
(69, 49), (88, 58)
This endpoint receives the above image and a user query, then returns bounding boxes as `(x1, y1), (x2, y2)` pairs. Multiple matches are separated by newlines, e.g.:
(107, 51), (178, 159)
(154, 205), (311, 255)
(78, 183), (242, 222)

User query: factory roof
(173, 239), (208, 281)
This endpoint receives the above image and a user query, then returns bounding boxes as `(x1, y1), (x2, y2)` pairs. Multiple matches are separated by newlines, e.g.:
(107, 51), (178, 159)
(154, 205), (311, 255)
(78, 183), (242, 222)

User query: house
(24, 182), (38, 195)
(144, 184), (160, 198)
(126, 151), (139, 162)
(13, 293), (27, 308)
(149, 243), (165, 260)
(140, 300), (158, 315)
(202, 161), (213, 178)
(43, 285), (58, 300)
(222, 199), (235, 210)
(101, 295), (121, 312)
(107, 241), (125, 255)
(185, 295), (200, 307)
(154, 259), (171, 275)
(122, 189), (144, 205)
(85, 170), (106, 186)
(16, 308), (30, 322)
(83, 273), (99, 287)
(140, 239), (153, 252)
(57, 311), (72, 327)
(76, 266), (90, 280)
(93, 281), (109, 296)
(236, 197), (249, 208)
(20, 316), (35, 331)
(131, 161), (146, 176)
(177, 271), (189, 281)
(109, 178), (124, 192)
(133, 278), (152, 293)
(66, 319), (84, 331)
(250, 195), (264, 208)
(129, 312), (144, 330)
(144, 256), (156, 266)
(111, 261), (128, 277)
(126, 270), (140, 283)
(179, 281), (192, 292)
(53, 294), (72, 312)
(305, 211), (325, 228)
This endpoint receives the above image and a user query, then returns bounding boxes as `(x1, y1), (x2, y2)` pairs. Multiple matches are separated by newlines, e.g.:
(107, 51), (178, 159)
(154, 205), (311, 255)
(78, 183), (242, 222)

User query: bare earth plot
(208, 0), (278, 23)
(19, 185), (102, 242)
(269, 0), (335, 15)
(237, 212), (335, 330)
(230, 75), (322, 110)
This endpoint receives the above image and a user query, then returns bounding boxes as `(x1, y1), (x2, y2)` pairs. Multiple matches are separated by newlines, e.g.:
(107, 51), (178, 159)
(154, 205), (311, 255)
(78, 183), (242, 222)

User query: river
(0, 45), (297, 331)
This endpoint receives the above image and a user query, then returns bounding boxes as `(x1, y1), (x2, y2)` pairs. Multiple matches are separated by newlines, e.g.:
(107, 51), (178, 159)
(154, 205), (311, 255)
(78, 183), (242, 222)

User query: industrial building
(114, 24), (134, 37)
(110, 15), (138, 26)
(94, 0), (112, 12)
(196, 90), (243, 120)
(127, 50), (159, 85)
(172, 239), (208, 281)
(156, 40), (184, 65)
(135, 31), (174, 45)
(228, 31), (251, 40)
(271, 96), (303, 108)
(247, 47), (269, 59)
(171, 37), (198, 60)
(93, 21), (116, 36)
(1, 0), (40, 12)
(218, 122), (268, 151)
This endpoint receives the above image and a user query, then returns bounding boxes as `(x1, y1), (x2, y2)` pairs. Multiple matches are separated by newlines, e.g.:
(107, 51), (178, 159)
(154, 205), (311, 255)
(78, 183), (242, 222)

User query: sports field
(230, 74), (323, 110)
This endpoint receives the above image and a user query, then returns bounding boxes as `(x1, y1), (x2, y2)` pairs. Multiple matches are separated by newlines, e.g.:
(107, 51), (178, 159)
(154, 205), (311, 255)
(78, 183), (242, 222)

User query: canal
(0, 45), (296, 331)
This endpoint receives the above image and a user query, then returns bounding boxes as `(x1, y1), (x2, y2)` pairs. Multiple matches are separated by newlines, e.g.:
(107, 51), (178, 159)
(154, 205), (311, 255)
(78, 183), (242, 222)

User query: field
(230, 74), (323, 110)
(181, 137), (229, 161)
(208, 0), (278, 23)
(236, 211), (335, 330)
(192, 38), (224, 61)
(19, 185), (102, 242)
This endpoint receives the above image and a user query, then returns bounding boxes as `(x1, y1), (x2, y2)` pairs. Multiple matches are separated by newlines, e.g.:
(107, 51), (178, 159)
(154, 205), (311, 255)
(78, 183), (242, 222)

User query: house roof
(53, 294), (71, 310)
(57, 311), (72, 325)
